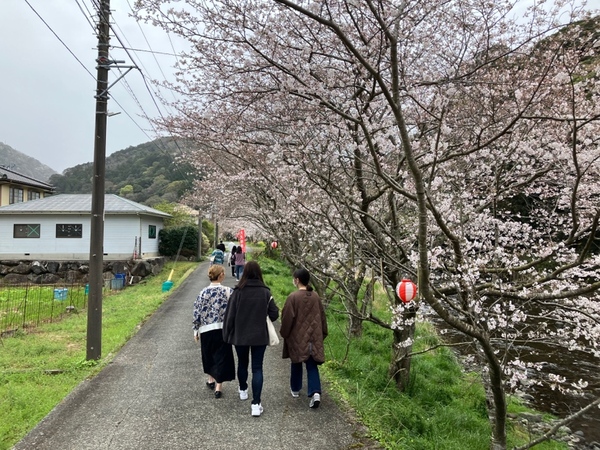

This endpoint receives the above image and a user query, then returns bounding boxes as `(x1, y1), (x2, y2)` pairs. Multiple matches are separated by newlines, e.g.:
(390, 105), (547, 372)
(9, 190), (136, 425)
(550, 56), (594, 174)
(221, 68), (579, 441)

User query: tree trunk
(347, 299), (363, 338)
(388, 305), (417, 391)
(479, 342), (508, 450)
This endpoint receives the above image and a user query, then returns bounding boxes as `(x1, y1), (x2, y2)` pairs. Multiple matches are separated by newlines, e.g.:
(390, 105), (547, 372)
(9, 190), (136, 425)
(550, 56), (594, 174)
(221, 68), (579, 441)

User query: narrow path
(14, 262), (375, 450)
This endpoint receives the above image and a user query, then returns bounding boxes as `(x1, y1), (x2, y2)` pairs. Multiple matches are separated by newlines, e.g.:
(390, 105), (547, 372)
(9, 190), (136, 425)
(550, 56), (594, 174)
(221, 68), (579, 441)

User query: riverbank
(422, 304), (600, 449)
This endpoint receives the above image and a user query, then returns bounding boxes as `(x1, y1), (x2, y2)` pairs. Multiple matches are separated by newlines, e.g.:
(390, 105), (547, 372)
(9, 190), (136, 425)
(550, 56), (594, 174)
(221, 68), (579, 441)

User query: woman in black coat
(223, 260), (279, 417)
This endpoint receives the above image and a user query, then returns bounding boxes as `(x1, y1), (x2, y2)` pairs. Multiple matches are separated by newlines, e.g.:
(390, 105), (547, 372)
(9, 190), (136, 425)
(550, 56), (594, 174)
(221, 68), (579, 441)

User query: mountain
(0, 142), (57, 182)
(48, 138), (197, 206)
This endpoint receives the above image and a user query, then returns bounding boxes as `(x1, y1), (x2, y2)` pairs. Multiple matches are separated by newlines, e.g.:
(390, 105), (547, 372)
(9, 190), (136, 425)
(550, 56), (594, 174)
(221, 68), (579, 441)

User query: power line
(112, 45), (179, 57)
(125, 0), (173, 94)
(24, 0), (96, 80)
(74, 0), (97, 31)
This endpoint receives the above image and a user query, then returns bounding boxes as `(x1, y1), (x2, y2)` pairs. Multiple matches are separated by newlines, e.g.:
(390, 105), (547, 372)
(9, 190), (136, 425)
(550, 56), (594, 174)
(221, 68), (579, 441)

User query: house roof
(0, 166), (54, 191)
(0, 194), (172, 218)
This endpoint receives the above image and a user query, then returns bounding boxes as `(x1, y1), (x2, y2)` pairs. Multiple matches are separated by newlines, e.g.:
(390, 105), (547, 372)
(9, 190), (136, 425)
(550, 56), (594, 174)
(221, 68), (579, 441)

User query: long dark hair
(238, 260), (264, 288)
(293, 268), (313, 291)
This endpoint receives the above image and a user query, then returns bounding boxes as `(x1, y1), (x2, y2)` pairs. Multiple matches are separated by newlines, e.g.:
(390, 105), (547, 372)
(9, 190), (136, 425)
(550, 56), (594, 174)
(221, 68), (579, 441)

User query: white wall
(0, 214), (164, 260)
(139, 216), (163, 257)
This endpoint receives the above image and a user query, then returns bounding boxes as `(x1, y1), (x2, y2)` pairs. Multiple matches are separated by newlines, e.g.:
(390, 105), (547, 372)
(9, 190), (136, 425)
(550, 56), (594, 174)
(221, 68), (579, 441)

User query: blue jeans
(235, 345), (267, 404)
(235, 265), (244, 279)
(290, 356), (321, 397)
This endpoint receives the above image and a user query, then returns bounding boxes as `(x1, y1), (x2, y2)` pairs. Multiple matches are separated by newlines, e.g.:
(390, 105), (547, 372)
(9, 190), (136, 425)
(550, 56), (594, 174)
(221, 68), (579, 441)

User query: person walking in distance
(229, 245), (237, 277)
(210, 246), (225, 266)
(234, 246), (246, 281)
(223, 261), (279, 417)
(280, 268), (328, 409)
(193, 265), (235, 398)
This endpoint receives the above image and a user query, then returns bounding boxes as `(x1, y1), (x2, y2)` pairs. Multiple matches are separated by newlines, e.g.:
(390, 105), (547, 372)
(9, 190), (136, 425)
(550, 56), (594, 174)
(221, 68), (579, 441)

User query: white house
(0, 194), (171, 261)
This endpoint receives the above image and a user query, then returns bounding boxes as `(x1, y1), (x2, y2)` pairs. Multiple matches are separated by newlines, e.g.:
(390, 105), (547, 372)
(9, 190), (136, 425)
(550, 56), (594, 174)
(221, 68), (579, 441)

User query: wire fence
(0, 278), (125, 337)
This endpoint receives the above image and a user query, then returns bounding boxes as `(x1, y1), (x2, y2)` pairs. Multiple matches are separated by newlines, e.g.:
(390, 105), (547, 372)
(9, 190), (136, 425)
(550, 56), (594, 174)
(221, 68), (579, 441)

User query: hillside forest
(48, 138), (197, 206)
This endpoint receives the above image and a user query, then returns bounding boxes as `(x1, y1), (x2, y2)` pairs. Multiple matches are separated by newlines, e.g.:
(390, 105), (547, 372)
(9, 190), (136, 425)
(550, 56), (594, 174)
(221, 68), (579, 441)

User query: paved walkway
(14, 262), (377, 450)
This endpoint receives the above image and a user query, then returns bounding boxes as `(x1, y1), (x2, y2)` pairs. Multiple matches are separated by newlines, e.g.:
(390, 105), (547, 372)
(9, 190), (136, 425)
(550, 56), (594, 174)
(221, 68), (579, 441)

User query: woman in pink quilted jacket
(280, 268), (328, 409)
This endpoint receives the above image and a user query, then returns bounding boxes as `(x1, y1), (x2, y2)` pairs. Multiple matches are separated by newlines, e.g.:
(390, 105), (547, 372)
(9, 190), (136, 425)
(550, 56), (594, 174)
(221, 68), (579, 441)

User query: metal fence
(0, 283), (90, 337)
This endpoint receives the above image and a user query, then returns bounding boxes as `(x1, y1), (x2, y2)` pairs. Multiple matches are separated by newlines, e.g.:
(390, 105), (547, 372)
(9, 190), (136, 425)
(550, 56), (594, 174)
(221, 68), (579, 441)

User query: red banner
(239, 229), (246, 253)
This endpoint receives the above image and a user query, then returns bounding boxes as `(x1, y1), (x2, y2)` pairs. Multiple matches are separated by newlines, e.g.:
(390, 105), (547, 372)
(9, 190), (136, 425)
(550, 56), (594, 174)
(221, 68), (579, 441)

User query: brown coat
(280, 289), (328, 364)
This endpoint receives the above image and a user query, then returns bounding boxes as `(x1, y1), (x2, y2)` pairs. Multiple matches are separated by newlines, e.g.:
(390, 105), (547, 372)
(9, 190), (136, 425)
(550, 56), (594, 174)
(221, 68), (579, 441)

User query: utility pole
(197, 208), (203, 259)
(214, 218), (218, 249)
(87, 0), (110, 361)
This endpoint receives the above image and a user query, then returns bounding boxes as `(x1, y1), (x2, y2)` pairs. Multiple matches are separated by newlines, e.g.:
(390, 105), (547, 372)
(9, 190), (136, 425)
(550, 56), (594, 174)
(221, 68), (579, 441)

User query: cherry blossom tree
(134, 0), (600, 447)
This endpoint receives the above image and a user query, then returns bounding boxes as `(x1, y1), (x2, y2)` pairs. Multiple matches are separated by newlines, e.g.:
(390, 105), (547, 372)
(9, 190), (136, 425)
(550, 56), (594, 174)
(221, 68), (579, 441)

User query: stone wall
(0, 258), (167, 286)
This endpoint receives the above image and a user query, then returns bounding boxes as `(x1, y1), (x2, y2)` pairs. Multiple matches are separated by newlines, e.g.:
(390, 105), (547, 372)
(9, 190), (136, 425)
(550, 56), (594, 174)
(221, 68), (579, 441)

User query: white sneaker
(251, 403), (263, 417)
(309, 393), (321, 409)
(239, 388), (248, 400)
(290, 390), (300, 398)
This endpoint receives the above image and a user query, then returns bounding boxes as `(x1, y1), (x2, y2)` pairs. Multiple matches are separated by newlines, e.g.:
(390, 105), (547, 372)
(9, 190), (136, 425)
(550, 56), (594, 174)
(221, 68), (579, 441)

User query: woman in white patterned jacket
(193, 264), (235, 398)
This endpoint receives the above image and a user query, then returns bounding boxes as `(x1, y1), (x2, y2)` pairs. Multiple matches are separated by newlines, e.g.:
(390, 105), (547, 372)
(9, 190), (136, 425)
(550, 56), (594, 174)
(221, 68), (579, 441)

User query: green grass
(255, 254), (294, 305)
(0, 284), (89, 335)
(0, 262), (197, 450)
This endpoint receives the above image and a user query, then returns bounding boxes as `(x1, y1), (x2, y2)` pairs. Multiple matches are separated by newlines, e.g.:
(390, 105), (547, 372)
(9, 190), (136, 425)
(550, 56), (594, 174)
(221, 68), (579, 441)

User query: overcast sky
(0, 0), (185, 173)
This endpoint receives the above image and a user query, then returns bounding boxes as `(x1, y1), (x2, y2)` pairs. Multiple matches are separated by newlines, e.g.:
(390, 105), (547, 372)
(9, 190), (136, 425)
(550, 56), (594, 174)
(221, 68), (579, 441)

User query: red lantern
(271, 241), (278, 249)
(396, 279), (417, 303)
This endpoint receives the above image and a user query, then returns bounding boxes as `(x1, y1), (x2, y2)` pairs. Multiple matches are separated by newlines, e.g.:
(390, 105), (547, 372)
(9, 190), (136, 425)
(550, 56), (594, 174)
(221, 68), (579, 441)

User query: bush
(158, 226), (199, 258)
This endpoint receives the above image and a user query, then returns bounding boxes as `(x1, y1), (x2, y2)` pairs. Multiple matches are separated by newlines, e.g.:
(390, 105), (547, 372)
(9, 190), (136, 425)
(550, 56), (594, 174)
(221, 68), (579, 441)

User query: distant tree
(119, 184), (134, 197)
(202, 219), (215, 249)
(153, 201), (197, 228)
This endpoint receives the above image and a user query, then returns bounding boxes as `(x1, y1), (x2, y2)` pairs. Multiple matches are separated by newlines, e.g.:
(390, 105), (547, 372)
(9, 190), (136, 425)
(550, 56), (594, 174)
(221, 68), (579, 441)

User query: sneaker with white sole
(251, 403), (263, 417)
(290, 390), (300, 398)
(309, 393), (321, 409)
(239, 389), (248, 400)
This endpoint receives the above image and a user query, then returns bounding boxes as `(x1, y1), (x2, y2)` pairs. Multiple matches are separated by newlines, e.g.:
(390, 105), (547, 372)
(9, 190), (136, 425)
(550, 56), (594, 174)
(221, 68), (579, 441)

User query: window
(148, 225), (157, 239)
(56, 224), (83, 238)
(14, 224), (40, 238)
(9, 187), (23, 204)
(28, 191), (41, 200)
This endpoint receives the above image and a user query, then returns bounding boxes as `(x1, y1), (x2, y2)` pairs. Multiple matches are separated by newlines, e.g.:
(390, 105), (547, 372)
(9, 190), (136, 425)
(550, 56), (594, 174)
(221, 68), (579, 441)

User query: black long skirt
(200, 329), (235, 383)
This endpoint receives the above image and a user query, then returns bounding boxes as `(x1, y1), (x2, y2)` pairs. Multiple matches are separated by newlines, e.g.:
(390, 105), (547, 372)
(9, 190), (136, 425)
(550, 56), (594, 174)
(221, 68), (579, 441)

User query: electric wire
(112, 46), (179, 57)
(24, 0), (96, 81)
(125, 0), (177, 103)
(74, 0), (97, 32)
(109, 20), (176, 117)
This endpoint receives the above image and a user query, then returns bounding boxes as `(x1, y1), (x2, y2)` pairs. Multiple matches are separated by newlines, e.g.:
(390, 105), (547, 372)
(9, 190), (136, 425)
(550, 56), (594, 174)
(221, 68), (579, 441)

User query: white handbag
(266, 316), (279, 346)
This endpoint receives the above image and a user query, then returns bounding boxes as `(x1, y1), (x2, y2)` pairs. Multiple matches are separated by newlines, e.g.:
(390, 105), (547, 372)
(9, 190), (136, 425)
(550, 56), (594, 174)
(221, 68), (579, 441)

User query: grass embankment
(0, 261), (197, 450)
(1, 255), (563, 450)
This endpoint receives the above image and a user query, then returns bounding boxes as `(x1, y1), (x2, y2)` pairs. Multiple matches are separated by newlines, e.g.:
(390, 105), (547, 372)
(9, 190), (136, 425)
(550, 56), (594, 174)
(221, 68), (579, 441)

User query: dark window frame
(14, 224), (40, 238)
(56, 224), (83, 238)
(148, 225), (157, 239)
(9, 187), (24, 204)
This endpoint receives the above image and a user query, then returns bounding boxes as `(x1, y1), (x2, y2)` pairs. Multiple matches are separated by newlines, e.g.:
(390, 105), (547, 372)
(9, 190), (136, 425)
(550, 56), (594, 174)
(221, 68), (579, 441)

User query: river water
(425, 310), (600, 446)
(521, 340), (600, 446)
